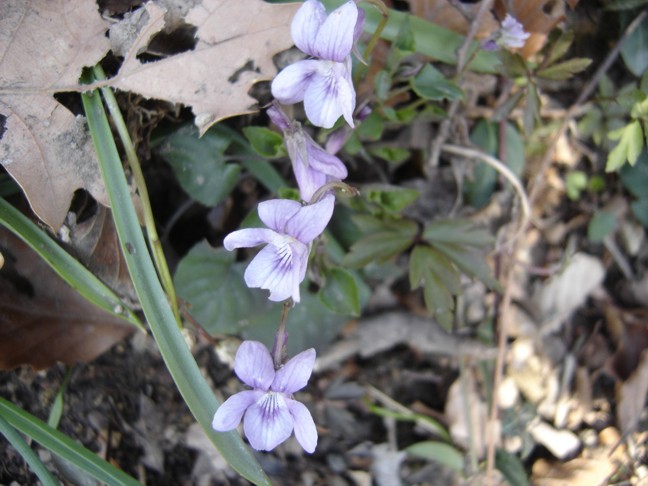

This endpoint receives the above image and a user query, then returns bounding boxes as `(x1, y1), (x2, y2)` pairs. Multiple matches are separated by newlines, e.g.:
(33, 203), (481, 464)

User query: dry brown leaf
(109, 0), (299, 135)
(616, 349), (648, 435)
(406, 0), (499, 38)
(68, 205), (137, 304)
(0, 226), (134, 370)
(0, 0), (111, 230)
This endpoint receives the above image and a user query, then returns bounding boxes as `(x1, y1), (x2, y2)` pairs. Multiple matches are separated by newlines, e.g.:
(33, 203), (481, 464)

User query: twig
(441, 144), (530, 250)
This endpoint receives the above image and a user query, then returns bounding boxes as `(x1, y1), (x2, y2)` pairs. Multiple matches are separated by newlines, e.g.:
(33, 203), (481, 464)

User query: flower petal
(287, 399), (318, 453)
(307, 136), (348, 179)
(244, 393), (294, 451)
(285, 194), (335, 244)
(244, 242), (307, 302)
(291, 0), (326, 56)
(313, 1), (358, 62)
(303, 62), (355, 128)
(223, 228), (278, 251)
(271, 60), (320, 105)
(272, 348), (316, 394)
(287, 134), (329, 202)
(258, 198), (302, 233)
(233, 341), (275, 391)
(212, 390), (263, 431)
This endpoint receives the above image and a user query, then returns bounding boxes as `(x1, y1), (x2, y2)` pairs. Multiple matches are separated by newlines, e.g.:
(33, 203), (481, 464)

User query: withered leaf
(109, 0), (299, 135)
(68, 205), (137, 306)
(0, 226), (135, 370)
(0, 0), (111, 230)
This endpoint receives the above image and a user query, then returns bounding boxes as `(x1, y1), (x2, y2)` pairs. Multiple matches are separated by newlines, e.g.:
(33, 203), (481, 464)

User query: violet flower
(481, 14), (530, 52)
(268, 104), (347, 202)
(223, 195), (335, 303)
(212, 340), (318, 453)
(271, 0), (364, 129)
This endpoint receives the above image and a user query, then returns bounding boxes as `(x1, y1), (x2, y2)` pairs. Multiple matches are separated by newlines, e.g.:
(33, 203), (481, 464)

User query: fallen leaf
(405, 0), (499, 38)
(108, 0), (299, 135)
(0, 226), (134, 370)
(445, 369), (499, 458)
(0, 0), (111, 230)
(532, 252), (605, 334)
(616, 349), (648, 435)
(68, 205), (137, 305)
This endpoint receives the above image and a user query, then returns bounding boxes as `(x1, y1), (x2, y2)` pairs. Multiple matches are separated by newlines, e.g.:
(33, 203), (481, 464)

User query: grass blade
(0, 398), (139, 486)
(81, 78), (270, 485)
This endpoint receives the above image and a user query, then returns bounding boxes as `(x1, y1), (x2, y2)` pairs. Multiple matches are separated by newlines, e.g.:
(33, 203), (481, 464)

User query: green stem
(92, 65), (182, 326)
(0, 415), (58, 486)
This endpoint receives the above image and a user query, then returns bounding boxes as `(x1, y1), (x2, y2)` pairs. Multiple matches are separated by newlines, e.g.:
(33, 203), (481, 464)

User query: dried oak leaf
(0, 227), (135, 371)
(0, 0), (111, 231)
(405, 0), (499, 39)
(68, 205), (137, 305)
(109, 0), (299, 135)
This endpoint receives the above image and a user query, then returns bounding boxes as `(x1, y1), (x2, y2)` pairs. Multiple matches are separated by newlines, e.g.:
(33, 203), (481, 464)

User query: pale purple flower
(499, 14), (530, 49)
(223, 195), (335, 303)
(268, 104), (347, 202)
(271, 0), (364, 129)
(212, 341), (318, 453)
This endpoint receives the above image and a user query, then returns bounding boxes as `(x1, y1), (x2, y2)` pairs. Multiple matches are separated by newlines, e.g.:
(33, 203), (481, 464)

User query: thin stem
(92, 65), (181, 326)
(440, 144), (530, 250)
(361, 0), (389, 62)
(272, 301), (292, 369)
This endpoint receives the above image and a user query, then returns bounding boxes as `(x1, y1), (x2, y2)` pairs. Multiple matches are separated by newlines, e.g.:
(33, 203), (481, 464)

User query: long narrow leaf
(0, 398), (139, 486)
(81, 82), (270, 484)
(0, 197), (143, 330)
(0, 414), (58, 486)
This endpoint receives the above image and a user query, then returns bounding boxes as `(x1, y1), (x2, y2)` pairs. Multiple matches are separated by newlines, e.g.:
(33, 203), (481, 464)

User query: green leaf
(82, 83), (270, 485)
(620, 150), (648, 197)
(319, 267), (361, 316)
(631, 197), (648, 227)
(588, 210), (617, 242)
(369, 146), (411, 164)
(0, 398), (139, 486)
(0, 414), (58, 486)
(495, 448), (529, 486)
(174, 241), (350, 354)
(409, 246), (460, 330)
(242, 126), (286, 159)
(433, 242), (502, 292)
(343, 220), (418, 269)
(566, 171), (588, 200)
(156, 124), (240, 206)
(364, 184), (420, 213)
(524, 84), (540, 136)
(545, 29), (575, 65)
(620, 10), (648, 76)
(497, 50), (527, 78)
(405, 441), (464, 472)
(607, 120), (644, 171)
(374, 70), (393, 101)
(356, 3), (499, 73)
(537, 58), (592, 80)
(174, 242), (265, 334)
(423, 219), (495, 247)
(411, 64), (464, 101)
(367, 404), (450, 440)
(358, 112), (385, 141)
